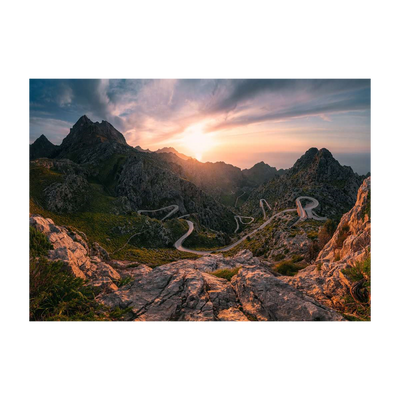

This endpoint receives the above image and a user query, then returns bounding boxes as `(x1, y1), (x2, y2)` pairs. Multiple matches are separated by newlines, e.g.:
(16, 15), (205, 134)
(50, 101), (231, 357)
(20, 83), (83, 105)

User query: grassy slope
(30, 163), (199, 266)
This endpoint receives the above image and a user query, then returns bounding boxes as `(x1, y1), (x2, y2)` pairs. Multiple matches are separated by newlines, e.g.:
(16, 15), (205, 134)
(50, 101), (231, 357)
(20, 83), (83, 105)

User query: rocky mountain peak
(56, 116), (128, 159)
(291, 147), (353, 180)
(292, 147), (319, 171)
(30, 134), (58, 160)
(155, 147), (191, 160)
(35, 134), (52, 144)
(73, 114), (92, 128)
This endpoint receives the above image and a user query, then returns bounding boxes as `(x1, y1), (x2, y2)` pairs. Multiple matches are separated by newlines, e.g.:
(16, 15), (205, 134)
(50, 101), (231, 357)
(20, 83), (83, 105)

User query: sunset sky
(30, 79), (371, 173)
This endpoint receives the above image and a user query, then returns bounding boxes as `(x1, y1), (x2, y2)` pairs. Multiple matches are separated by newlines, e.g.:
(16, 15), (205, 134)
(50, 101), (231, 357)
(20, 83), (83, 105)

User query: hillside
(243, 148), (364, 219)
(242, 161), (285, 186)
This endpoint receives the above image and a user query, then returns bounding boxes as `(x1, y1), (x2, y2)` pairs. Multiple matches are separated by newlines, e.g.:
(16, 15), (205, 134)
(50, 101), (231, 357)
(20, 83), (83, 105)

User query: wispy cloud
(29, 79), (370, 171)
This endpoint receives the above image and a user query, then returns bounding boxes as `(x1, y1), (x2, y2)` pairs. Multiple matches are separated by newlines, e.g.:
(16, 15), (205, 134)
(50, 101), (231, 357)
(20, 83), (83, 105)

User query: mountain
(242, 161), (285, 186)
(30, 116), (237, 233)
(244, 148), (363, 218)
(154, 152), (246, 204)
(30, 116), (288, 207)
(135, 145), (151, 153)
(30, 134), (58, 160)
(30, 117), (363, 236)
(155, 147), (191, 160)
(55, 115), (127, 160)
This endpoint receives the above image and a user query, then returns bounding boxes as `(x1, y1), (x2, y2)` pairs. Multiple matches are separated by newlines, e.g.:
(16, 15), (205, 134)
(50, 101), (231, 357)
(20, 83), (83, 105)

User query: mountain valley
(29, 116), (371, 321)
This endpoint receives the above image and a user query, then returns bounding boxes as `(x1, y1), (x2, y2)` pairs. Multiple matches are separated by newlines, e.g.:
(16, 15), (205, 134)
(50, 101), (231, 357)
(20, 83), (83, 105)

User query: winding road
(234, 215), (255, 233)
(136, 195), (326, 255)
(295, 196), (327, 221)
(174, 195), (325, 255)
(260, 198), (272, 220)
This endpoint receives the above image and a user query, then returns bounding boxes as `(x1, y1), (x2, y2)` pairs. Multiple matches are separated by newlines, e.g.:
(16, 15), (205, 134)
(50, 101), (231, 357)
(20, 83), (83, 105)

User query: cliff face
(281, 177), (371, 313)
(115, 155), (237, 233)
(317, 176), (371, 264)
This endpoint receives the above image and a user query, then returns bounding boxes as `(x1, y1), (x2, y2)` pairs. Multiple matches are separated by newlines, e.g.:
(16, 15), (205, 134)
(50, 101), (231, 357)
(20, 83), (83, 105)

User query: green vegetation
(29, 228), (130, 321)
(30, 163), (202, 266)
(273, 254), (307, 276)
(342, 255), (371, 321)
(30, 165), (64, 205)
(291, 254), (304, 263)
(184, 224), (227, 249)
(94, 154), (128, 194)
(337, 224), (351, 248)
(307, 231), (319, 240)
(30, 226), (53, 257)
(113, 247), (201, 267)
(273, 254), (285, 261)
(211, 267), (241, 281)
(318, 219), (337, 248)
(365, 189), (374, 220)
(274, 260), (305, 276)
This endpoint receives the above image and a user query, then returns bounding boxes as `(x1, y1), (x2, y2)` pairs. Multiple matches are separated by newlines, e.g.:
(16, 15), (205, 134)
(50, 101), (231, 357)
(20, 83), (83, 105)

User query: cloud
(29, 79), (370, 149)
(30, 117), (72, 144)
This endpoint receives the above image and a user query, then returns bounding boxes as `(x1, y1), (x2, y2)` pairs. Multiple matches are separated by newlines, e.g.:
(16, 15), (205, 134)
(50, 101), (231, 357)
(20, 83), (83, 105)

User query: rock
(281, 177), (371, 310)
(30, 215), (120, 291)
(31, 215), (346, 321)
(44, 174), (90, 213)
(100, 250), (343, 321)
(99, 263), (247, 321)
(317, 177), (370, 264)
(91, 242), (110, 261)
(117, 264), (152, 280)
(232, 264), (344, 321)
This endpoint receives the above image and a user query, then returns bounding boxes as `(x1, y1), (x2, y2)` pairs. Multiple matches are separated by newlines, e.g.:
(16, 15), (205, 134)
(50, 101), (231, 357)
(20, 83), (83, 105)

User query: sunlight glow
(181, 125), (215, 161)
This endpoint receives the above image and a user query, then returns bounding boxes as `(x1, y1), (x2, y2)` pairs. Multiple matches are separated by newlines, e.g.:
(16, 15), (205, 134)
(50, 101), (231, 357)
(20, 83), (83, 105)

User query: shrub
(365, 189), (374, 220)
(29, 226), (131, 321)
(30, 226), (53, 258)
(307, 231), (319, 240)
(342, 255), (371, 321)
(274, 261), (304, 276)
(291, 254), (304, 263)
(274, 254), (285, 261)
(211, 267), (241, 281)
(30, 257), (130, 321)
(318, 219), (337, 249)
(336, 224), (351, 248)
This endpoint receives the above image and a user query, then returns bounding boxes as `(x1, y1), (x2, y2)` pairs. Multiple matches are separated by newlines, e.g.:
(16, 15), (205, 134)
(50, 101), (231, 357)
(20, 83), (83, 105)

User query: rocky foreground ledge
(30, 215), (344, 321)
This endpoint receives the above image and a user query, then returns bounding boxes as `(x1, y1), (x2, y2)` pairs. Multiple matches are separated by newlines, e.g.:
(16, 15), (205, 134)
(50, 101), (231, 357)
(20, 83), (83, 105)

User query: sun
(181, 125), (215, 161)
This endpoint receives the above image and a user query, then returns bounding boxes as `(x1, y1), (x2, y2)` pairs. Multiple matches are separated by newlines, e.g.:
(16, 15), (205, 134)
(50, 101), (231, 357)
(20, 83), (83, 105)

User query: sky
(30, 79), (371, 174)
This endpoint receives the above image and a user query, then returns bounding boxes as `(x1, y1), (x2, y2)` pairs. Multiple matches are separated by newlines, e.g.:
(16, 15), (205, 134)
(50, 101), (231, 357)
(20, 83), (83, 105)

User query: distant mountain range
(244, 147), (365, 218)
(134, 146), (191, 160)
(30, 115), (366, 232)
